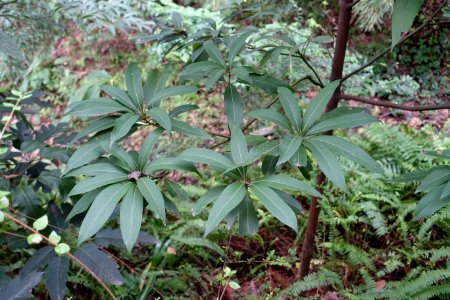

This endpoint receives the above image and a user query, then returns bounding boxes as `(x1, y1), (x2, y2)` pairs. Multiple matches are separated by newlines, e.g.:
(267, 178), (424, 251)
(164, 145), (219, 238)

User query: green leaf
(111, 144), (138, 171)
(120, 184), (143, 252)
(278, 135), (303, 165)
(238, 196), (259, 235)
(250, 183), (298, 232)
(231, 66), (251, 83)
(180, 61), (222, 80)
(28, 233), (43, 244)
(230, 125), (249, 164)
(308, 135), (383, 174)
(224, 85), (244, 125)
(138, 128), (164, 169)
(192, 186), (226, 216)
(33, 215), (48, 231)
(101, 85), (137, 110)
(66, 98), (131, 116)
(289, 145), (308, 167)
(144, 69), (169, 105)
(54, 243), (70, 255)
(302, 80), (340, 130)
(148, 86), (198, 105)
(164, 180), (189, 201)
(204, 40), (226, 66)
(250, 74), (289, 94)
(247, 109), (291, 130)
(441, 180), (450, 199)
(148, 107), (171, 131)
(67, 189), (100, 220)
(49, 231), (61, 244)
(180, 148), (232, 172)
(415, 185), (450, 219)
(306, 112), (379, 135)
(46, 255), (69, 300)
(205, 67), (225, 91)
(137, 177), (166, 223)
(110, 113), (140, 146)
(69, 117), (115, 146)
(393, 169), (430, 182)
(147, 157), (198, 174)
(169, 104), (199, 118)
(125, 63), (144, 108)
(78, 182), (131, 245)
(64, 135), (108, 174)
(277, 87), (302, 131)
(391, 0), (425, 49)
(416, 167), (450, 193)
(262, 155), (278, 175)
(171, 119), (212, 139)
(274, 190), (303, 213)
(228, 32), (252, 63)
(255, 141), (279, 156)
(68, 172), (128, 196)
(305, 140), (347, 191)
(204, 182), (246, 236)
(66, 163), (125, 177)
(255, 174), (321, 197)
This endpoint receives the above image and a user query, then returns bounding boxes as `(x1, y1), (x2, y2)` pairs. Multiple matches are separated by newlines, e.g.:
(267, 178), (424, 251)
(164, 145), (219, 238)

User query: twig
(3, 211), (117, 300)
(342, 2), (446, 81)
(339, 94), (450, 111)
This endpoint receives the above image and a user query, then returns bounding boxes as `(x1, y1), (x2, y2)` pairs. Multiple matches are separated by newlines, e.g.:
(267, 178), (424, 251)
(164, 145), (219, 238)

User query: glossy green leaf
(250, 183), (298, 232)
(138, 128), (164, 169)
(278, 135), (303, 165)
(204, 40), (226, 66)
(415, 184), (450, 219)
(110, 113), (140, 146)
(192, 186), (226, 216)
(205, 68), (225, 91)
(164, 180), (189, 201)
(277, 87), (302, 131)
(250, 74), (289, 94)
(101, 85), (137, 110)
(391, 0), (425, 49)
(68, 172), (128, 196)
(247, 109), (291, 130)
(262, 155), (278, 175)
(78, 182), (131, 245)
(255, 174), (321, 197)
(204, 182), (246, 236)
(180, 61), (222, 80)
(171, 119), (212, 140)
(230, 125), (249, 164)
(125, 63), (144, 108)
(289, 145), (308, 167)
(148, 86), (198, 105)
(148, 107), (171, 131)
(255, 141), (279, 156)
(238, 197), (259, 235)
(137, 177), (166, 223)
(169, 104), (199, 118)
(305, 140), (347, 191)
(147, 157), (198, 174)
(302, 80), (340, 130)
(274, 190), (303, 213)
(66, 190), (99, 220)
(66, 98), (131, 116)
(308, 135), (383, 174)
(224, 85), (244, 125)
(65, 132), (109, 174)
(69, 117), (115, 146)
(180, 148), (233, 172)
(120, 184), (143, 252)
(441, 180), (450, 199)
(46, 255), (69, 300)
(231, 66), (251, 83)
(66, 163), (125, 177)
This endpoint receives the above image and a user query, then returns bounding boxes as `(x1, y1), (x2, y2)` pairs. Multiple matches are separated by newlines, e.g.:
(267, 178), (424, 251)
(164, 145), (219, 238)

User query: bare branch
(342, 2), (446, 81)
(339, 94), (450, 111)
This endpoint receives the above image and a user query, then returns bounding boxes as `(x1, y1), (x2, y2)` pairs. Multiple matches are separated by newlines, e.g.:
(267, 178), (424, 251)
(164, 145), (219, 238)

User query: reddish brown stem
(299, 0), (353, 278)
(339, 94), (450, 111)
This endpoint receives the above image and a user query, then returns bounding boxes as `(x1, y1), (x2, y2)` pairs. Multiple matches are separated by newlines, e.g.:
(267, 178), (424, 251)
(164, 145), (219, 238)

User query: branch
(342, 2), (446, 81)
(339, 94), (450, 111)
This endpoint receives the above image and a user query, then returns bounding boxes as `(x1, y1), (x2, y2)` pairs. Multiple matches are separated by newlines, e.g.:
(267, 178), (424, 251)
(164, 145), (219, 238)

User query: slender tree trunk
(299, 0), (354, 278)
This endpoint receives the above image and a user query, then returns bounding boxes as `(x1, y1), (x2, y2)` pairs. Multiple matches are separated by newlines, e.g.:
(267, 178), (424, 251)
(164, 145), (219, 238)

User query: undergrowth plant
(0, 0), (449, 299)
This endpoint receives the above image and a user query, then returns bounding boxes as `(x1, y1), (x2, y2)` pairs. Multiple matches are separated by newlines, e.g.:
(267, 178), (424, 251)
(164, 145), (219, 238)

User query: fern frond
(323, 240), (376, 272)
(413, 283), (450, 300)
(360, 201), (388, 236)
(388, 269), (450, 299)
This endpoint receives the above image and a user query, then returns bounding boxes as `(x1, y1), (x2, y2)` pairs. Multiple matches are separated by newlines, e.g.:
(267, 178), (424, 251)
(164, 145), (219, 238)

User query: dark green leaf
(66, 189), (100, 220)
(278, 135), (303, 165)
(120, 185), (143, 252)
(250, 74), (289, 94)
(125, 63), (144, 108)
(262, 155), (278, 175)
(231, 66), (251, 83)
(137, 177), (166, 223)
(230, 125), (249, 164)
(144, 69), (169, 105)
(20, 246), (54, 275)
(224, 85), (244, 125)
(101, 85), (137, 110)
(171, 119), (212, 139)
(69, 117), (115, 146)
(255, 174), (321, 197)
(169, 104), (199, 118)
(66, 163), (125, 177)
(277, 87), (302, 131)
(205, 68), (225, 91)
(391, 0), (425, 48)
(204, 40), (226, 66)
(238, 197), (259, 235)
(46, 256), (69, 300)
(228, 32), (252, 63)
(110, 113), (140, 146)
(147, 157), (197, 174)
(148, 86), (198, 105)
(78, 182), (131, 245)
(12, 186), (40, 216)
(138, 128), (164, 169)
(415, 184), (450, 219)
(0, 271), (43, 300)
(66, 98), (131, 116)
(205, 182), (246, 236)
(250, 183), (298, 232)
(289, 145), (308, 167)
(164, 180), (190, 201)
(247, 109), (291, 130)
(180, 148), (232, 172)
(274, 190), (303, 213)
(148, 107), (171, 131)
(302, 81), (340, 130)
(192, 186), (226, 216)
(307, 112), (379, 135)
(111, 144), (138, 171)
(416, 166), (450, 193)
(64, 134), (109, 174)
(68, 172), (128, 196)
